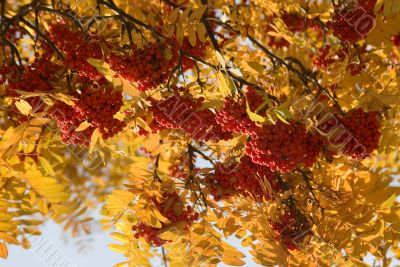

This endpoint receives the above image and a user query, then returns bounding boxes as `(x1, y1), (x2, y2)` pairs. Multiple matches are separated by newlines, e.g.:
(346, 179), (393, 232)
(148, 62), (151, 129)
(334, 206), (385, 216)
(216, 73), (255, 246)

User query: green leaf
(246, 61), (265, 73)
(274, 110), (290, 124)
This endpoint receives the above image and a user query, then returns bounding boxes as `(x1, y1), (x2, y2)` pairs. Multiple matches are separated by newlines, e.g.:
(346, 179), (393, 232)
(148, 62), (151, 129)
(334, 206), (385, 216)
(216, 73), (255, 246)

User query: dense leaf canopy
(1, 0), (400, 266)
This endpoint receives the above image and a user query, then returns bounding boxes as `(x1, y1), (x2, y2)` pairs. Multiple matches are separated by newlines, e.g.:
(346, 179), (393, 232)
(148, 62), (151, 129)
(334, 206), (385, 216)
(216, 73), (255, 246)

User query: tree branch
(180, 50), (280, 104)
(200, 0), (221, 53)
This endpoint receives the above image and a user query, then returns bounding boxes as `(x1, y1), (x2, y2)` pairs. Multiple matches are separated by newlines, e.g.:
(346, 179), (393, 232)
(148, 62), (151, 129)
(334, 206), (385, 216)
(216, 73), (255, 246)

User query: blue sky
(3, 220), (251, 267)
(3, 218), (399, 266)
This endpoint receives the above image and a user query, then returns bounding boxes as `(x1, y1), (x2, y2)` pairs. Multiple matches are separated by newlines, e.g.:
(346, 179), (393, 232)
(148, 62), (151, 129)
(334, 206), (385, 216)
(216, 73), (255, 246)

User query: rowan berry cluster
(320, 108), (380, 159)
(49, 86), (126, 145)
(108, 42), (178, 91)
(75, 87), (126, 139)
(169, 162), (187, 180)
(48, 22), (103, 80)
(168, 155), (194, 180)
(341, 109), (380, 159)
(312, 44), (365, 76)
(1, 49), (61, 121)
(245, 121), (323, 173)
(347, 62), (365, 76)
(268, 13), (321, 48)
(132, 192), (199, 246)
(269, 206), (313, 251)
(207, 156), (279, 201)
(2, 49), (59, 97)
(328, 0), (377, 43)
(216, 88), (264, 137)
(5, 24), (26, 43)
(49, 101), (95, 146)
(179, 38), (208, 70)
(149, 91), (232, 141)
(312, 45), (336, 69)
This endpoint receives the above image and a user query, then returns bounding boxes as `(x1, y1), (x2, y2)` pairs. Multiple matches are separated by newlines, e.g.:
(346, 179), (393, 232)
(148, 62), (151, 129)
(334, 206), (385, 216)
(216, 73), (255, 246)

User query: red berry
(206, 156), (281, 201)
(328, 0), (377, 43)
(245, 121), (323, 173)
(147, 90), (232, 142)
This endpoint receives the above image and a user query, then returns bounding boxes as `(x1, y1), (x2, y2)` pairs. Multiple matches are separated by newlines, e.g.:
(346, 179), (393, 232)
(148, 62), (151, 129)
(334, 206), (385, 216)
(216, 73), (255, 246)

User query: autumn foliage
(0, 0), (400, 266)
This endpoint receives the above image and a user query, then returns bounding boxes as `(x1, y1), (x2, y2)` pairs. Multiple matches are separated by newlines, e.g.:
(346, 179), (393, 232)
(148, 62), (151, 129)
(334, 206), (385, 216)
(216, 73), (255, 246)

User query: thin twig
(162, 247), (168, 267)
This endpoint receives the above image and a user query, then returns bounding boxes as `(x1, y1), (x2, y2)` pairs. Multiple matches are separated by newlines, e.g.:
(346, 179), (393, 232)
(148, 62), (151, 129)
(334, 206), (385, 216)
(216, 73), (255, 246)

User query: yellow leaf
(188, 25), (197, 46)
(38, 157), (55, 176)
(170, 8), (180, 23)
(371, 92), (400, 105)
(29, 118), (51, 126)
(24, 170), (69, 203)
(0, 243), (8, 259)
(151, 208), (170, 224)
(351, 257), (371, 267)
(222, 243), (246, 259)
(190, 5), (207, 21)
(37, 198), (49, 215)
(0, 233), (19, 245)
(110, 232), (130, 244)
(197, 23), (208, 43)
(217, 72), (235, 97)
(221, 257), (246, 266)
(90, 128), (101, 153)
(51, 93), (78, 106)
(0, 212), (13, 221)
(246, 61), (265, 74)
(114, 262), (128, 267)
(246, 100), (265, 124)
(148, 214), (162, 228)
(179, 7), (191, 23)
(75, 121), (92, 132)
(136, 117), (152, 132)
(0, 222), (16, 232)
(381, 194), (396, 210)
(87, 58), (113, 79)
(158, 225), (186, 241)
(0, 123), (26, 152)
(24, 126), (42, 137)
(108, 243), (128, 254)
(216, 51), (226, 69)
(176, 24), (184, 44)
(15, 90), (41, 98)
(106, 190), (135, 215)
(15, 100), (32, 115)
